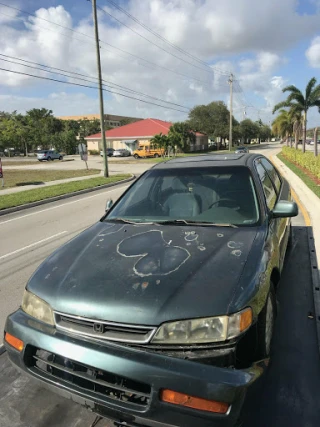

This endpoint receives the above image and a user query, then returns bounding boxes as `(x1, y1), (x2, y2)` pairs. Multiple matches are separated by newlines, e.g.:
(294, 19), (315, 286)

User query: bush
(89, 150), (100, 155)
(282, 147), (320, 179)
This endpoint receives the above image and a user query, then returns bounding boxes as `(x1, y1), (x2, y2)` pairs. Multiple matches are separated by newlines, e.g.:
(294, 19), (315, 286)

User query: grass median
(277, 153), (320, 199)
(0, 174), (131, 210)
(1, 169), (101, 189)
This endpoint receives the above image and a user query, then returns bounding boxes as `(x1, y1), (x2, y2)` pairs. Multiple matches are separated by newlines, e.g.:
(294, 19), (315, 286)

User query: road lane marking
(0, 184), (129, 226)
(291, 188), (311, 227)
(0, 231), (68, 261)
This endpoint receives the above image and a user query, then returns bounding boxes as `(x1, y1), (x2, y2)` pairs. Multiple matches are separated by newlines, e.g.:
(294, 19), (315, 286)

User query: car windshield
(106, 166), (260, 226)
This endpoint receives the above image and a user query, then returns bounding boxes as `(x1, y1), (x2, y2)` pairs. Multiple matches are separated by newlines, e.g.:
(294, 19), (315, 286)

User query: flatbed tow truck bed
(1, 213), (320, 427)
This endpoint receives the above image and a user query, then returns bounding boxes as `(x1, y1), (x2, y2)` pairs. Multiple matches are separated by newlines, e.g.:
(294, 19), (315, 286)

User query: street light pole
(228, 73), (233, 151)
(92, 0), (108, 177)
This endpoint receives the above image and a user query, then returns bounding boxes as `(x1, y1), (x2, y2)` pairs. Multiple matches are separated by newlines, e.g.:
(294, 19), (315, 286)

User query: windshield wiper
(105, 218), (140, 224)
(105, 218), (160, 225)
(155, 219), (238, 228)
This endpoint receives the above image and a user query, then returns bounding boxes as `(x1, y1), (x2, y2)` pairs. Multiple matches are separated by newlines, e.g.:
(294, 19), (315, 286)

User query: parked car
(235, 146), (249, 154)
(4, 153), (298, 427)
(113, 148), (131, 157)
(100, 148), (114, 157)
(133, 143), (163, 159)
(37, 150), (63, 161)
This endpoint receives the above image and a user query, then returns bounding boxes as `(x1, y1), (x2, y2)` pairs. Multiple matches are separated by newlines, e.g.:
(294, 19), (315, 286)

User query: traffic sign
(78, 143), (87, 155)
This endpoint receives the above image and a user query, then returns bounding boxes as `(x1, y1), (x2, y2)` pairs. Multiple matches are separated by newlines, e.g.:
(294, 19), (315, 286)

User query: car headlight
(21, 290), (54, 326)
(151, 308), (252, 344)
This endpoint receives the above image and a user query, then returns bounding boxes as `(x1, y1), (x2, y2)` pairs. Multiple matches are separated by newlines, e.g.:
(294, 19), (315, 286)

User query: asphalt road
(0, 143), (283, 341)
(0, 182), (132, 339)
(2, 215), (320, 427)
(1, 143), (320, 427)
(2, 155), (153, 176)
(0, 144), (280, 338)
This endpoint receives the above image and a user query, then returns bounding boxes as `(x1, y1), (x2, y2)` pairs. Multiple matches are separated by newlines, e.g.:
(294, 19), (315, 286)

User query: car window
(107, 166), (260, 226)
(255, 161), (277, 210)
(260, 158), (281, 193)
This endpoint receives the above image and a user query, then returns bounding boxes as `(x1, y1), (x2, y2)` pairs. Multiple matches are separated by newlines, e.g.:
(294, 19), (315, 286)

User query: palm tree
(150, 133), (169, 158)
(272, 110), (293, 145)
(273, 77), (320, 153)
(288, 107), (303, 150)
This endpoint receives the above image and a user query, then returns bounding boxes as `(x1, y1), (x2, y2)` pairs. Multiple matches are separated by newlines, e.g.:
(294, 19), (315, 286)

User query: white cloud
(0, 1), (318, 121)
(306, 36), (320, 67)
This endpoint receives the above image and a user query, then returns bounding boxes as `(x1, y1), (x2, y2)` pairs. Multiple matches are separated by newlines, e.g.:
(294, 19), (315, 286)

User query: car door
(255, 158), (288, 270)
(260, 158), (291, 266)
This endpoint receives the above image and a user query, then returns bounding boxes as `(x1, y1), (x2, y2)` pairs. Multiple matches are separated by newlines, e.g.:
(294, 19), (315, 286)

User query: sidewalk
(0, 171), (104, 196)
(271, 152), (320, 265)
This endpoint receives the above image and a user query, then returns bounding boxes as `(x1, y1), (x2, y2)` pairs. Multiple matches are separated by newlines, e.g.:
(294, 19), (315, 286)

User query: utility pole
(228, 73), (233, 151)
(92, 0), (108, 177)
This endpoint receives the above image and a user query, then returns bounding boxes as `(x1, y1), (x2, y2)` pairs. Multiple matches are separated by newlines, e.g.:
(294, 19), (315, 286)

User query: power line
(100, 0), (230, 76)
(0, 2), (95, 40)
(96, 4), (214, 75)
(0, 54), (191, 110)
(0, 3), (216, 86)
(0, 67), (190, 114)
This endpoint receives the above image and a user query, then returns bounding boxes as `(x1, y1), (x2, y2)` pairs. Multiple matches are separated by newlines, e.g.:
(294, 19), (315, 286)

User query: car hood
(27, 222), (259, 325)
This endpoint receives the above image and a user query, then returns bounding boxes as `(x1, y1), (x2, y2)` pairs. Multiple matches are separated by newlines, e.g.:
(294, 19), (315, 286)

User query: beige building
(86, 118), (208, 153)
(57, 113), (142, 129)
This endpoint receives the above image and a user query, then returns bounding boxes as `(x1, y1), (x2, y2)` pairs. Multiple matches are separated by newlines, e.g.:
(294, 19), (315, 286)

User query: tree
(259, 124), (272, 142)
(272, 110), (293, 145)
(288, 107), (303, 149)
(150, 133), (170, 157)
(25, 108), (56, 149)
(168, 122), (196, 152)
(63, 120), (81, 134)
(273, 77), (320, 153)
(0, 113), (31, 155)
(79, 118), (101, 137)
(119, 118), (134, 126)
(188, 101), (228, 137)
(239, 119), (260, 143)
(54, 130), (78, 155)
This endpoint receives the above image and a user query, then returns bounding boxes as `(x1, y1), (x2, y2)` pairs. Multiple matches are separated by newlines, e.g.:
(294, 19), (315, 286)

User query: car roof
(151, 153), (262, 170)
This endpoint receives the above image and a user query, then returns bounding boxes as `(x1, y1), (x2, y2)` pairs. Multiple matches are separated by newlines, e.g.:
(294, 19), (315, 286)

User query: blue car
(37, 150), (63, 161)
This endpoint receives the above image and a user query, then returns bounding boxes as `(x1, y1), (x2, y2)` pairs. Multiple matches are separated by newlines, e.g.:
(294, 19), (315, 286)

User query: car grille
(54, 312), (156, 344)
(25, 346), (151, 407)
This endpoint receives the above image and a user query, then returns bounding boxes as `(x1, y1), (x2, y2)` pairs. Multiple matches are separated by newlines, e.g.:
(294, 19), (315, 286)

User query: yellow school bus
(133, 142), (164, 158)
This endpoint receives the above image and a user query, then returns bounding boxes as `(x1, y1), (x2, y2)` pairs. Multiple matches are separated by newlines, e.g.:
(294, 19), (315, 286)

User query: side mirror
(106, 199), (113, 212)
(272, 200), (298, 218)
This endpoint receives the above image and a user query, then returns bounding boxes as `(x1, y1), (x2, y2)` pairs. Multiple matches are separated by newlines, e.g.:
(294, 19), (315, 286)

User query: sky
(0, 0), (320, 126)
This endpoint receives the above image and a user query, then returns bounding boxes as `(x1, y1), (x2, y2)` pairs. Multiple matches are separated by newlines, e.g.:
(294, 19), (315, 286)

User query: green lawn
(0, 174), (131, 210)
(277, 153), (320, 199)
(1, 169), (101, 189)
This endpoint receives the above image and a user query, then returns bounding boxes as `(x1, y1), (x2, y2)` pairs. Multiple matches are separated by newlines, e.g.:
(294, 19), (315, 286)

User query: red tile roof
(86, 118), (206, 139)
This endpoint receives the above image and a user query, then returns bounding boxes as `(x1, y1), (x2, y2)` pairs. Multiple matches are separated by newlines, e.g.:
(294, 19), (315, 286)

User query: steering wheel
(208, 198), (240, 209)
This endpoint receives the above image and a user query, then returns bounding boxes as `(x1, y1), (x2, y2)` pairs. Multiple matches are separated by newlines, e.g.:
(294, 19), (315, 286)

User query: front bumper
(4, 310), (265, 427)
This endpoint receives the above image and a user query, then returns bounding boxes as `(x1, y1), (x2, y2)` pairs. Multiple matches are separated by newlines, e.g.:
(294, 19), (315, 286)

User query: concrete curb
(308, 228), (320, 355)
(0, 175), (136, 217)
(0, 344), (5, 356)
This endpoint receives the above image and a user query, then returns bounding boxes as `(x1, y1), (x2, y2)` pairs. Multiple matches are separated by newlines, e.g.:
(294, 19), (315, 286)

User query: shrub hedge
(282, 147), (320, 179)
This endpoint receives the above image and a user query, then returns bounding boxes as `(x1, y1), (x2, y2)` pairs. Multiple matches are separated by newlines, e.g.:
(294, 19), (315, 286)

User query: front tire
(59, 156), (63, 161)
(256, 284), (276, 359)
